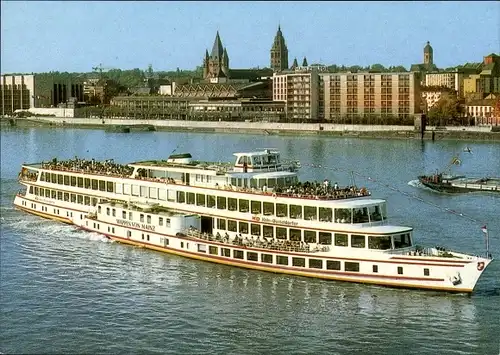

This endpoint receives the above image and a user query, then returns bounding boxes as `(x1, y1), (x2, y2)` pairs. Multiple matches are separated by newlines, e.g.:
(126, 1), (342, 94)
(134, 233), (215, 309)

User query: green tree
(427, 96), (463, 126)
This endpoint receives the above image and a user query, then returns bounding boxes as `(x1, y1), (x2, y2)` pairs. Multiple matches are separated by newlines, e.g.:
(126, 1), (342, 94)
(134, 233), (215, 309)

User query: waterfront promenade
(8, 115), (500, 141)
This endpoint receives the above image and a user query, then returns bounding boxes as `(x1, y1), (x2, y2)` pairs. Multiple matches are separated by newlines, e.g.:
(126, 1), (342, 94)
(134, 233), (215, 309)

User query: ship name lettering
(261, 217), (298, 226)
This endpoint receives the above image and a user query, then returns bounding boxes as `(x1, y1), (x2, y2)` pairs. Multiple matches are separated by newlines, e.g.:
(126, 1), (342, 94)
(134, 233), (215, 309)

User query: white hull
(14, 193), (492, 293)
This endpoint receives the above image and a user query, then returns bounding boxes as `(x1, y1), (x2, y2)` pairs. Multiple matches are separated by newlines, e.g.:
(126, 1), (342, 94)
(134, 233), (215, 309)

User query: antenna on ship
(350, 171), (356, 187)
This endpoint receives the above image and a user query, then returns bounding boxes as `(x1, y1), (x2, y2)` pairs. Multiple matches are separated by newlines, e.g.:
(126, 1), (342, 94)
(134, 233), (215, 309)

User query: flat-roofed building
(1, 74), (84, 115)
(273, 66), (321, 121)
(320, 72), (421, 123)
(466, 98), (498, 125)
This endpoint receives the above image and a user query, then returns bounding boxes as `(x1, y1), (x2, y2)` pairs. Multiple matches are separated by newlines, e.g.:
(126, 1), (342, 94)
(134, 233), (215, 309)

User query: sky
(1, 1), (499, 74)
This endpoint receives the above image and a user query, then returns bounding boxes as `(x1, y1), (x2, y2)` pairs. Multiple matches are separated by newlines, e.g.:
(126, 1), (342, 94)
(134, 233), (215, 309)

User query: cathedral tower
(270, 25), (289, 72)
(203, 31), (230, 81)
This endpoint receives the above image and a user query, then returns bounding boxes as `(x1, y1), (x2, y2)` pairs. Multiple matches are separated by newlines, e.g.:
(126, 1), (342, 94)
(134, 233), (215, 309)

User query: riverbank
(5, 116), (500, 141)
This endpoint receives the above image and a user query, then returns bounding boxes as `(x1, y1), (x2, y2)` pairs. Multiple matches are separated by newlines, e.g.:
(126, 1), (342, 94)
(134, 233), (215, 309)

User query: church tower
(203, 31), (230, 81)
(270, 25), (289, 72)
(424, 41), (433, 67)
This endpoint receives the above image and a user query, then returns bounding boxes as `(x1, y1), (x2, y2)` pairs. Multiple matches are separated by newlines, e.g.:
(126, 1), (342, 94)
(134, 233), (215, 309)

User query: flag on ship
(481, 226), (488, 234)
(451, 157), (461, 165)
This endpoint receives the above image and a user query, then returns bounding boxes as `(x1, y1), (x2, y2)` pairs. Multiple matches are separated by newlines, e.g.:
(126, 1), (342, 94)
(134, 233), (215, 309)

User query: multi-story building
(321, 72), (420, 123)
(273, 67), (320, 121)
(465, 97), (498, 125)
(1, 74), (84, 115)
(421, 87), (456, 112)
(425, 72), (462, 96)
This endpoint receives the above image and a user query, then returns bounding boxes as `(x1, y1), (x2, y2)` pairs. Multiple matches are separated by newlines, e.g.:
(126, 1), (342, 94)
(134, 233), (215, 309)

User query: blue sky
(1, 1), (498, 73)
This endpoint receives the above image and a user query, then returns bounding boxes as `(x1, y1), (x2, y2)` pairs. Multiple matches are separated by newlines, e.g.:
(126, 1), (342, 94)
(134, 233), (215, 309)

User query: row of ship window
(31, 183), (385, 224)
(97, 205), (171, 227)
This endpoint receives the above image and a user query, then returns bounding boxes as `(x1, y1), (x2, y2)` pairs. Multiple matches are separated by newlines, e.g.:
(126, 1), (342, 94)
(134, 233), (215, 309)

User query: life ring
(477, 261), (485, 271)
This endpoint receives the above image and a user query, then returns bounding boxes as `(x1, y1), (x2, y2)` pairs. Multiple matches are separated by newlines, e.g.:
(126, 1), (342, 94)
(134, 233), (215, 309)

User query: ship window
(351, 234), (366, 248)
(304, 230), (317, 243)
(186, 192), (195, 205)
(368, 205), (383, 222)
(228, 198), (237, 211)
(335, 233), (348, 247)
(99, 180), (106, 191)
(29, 186), (33, 194)
(327, 260), (341, 270)
(292, 257), (305, 267)
(289, 204), (302, 219)
(57, 191), (63, 200)
(91, 198), (97, 206)
(263, 202), (274, 215)
(40, 172), (45, 181)
(122, 211), (126, 219)
(196, 194), (206, 206)
(290, 229), (301, 241)
(159, 217), (163, 226)
(373, 265), (378, 273)
(263, 225), (273, 238)
(276, 227), (287, 240)
(127, 231), (132, 237)
(345, 262), (360, 272)
(45, 189), (50, 198)
(233, 250), (244, 259)
(239, 199), (249, 212)
(146, 235), (150, 241)
(258, 179), (266, 188)
(309, 259), (323, 269)
(166, 218), (170, 227)
(58, 174), (63, 184)
(353, 207), (369, 223)
(424, 268), (430, 276)
(250, 179), (258, 189)
(77, 177), (83, 187)
(228, 220), (237, 232)
(107, 182), (114, 193)
(64, 193), (70, 202)
(50, 173), (56, 183)
(70, 176), (76, 186)
(177, 191), (185, 203)
(209, 246), (218, 255)
(276, 203), (287, 217)
(267, 178), (276, 188)
(319, 232), (332, 245)
(77, 195), (83, 204)
(70, 194), (76, 203)
(221, 248), (231, 257)
(112, 208), (116, 217)
(217, 196), (226, 209)
(251, 201), (261, 214)
(91, 179), (98, 190)
(197, 244), (207, 253)
(35, 187), (39, 195)
(217, 218), (226, 230)
(140, 186), (147, 197)
(247, 252), (258, 261)
(394, 233), (412, 248)
(335, 208), (351, 223)
(261, 253), (273, 263)
(98, 206), (102, 213)
(51, 190), (57, 199)
(239, 222), (248, 234)
(398, 266), (403, 275)
(147, 215), (151, 224)
(368, 236), (392, 250)
(304, 206), (317, 221)
(84, 178), (91, 188)
(319, 207), (332, 222)
(251, 224), (261, 236)
(129, 212), (133, 220)
(140, 214), (144, 222)
(106, 207), (110, 215)
(207, 195), (216, 208)
(277, 255), (289, 265)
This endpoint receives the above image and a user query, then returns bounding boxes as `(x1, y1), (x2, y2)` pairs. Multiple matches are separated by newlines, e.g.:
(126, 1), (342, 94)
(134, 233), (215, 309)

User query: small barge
(418, 173), (500, 193)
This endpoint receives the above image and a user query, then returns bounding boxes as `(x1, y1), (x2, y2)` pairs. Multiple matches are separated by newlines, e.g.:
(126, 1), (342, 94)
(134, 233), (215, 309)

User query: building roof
(424, 41), (433, 53)
(211, 31), (224, 59)
(229, 68), (273, 80)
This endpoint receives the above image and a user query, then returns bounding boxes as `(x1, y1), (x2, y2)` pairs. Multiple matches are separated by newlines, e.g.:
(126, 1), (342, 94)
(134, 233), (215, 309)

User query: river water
(1, 126), (499, 355)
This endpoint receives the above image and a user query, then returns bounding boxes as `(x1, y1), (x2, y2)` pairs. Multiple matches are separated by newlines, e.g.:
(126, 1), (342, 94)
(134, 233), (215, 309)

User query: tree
(427, 96), (464, 126)
(370, 63), (386, 72)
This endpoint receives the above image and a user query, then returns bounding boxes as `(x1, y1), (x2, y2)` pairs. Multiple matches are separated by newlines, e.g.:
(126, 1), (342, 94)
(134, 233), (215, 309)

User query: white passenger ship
(14, 149), (493, 293)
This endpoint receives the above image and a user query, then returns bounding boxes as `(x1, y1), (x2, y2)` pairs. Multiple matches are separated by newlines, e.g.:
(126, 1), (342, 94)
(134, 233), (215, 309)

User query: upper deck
(20, 150), (371, 202)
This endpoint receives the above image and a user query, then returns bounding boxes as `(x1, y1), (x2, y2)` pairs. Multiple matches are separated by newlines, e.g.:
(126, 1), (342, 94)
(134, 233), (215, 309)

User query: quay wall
(11, 116), (500, 141)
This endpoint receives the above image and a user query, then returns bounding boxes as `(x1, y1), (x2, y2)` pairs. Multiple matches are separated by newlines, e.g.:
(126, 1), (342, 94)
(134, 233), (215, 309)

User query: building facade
(465, 98), (498, 125)
(203, 32), (230, 83)
(1, 74), (84, 115)
(270, 26), (289, 72)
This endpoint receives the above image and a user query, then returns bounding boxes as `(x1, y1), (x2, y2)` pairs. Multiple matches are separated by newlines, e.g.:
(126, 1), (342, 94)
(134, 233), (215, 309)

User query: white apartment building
(425, 72), (464, 97)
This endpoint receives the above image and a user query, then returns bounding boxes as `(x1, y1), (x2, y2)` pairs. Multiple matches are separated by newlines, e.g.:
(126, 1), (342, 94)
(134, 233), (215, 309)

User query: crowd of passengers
(186, 227), (329, 253)
(272, 180), (369, 199)
(42, 157), (134, 177)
